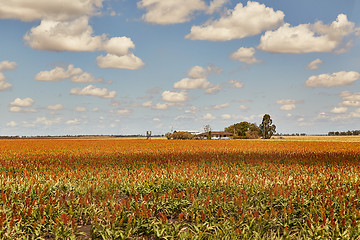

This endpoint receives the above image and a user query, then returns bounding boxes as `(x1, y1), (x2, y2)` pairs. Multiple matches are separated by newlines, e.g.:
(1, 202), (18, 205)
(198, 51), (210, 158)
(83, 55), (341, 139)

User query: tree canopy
(259, 114), (276, 139)
(225, 121), (260, 139)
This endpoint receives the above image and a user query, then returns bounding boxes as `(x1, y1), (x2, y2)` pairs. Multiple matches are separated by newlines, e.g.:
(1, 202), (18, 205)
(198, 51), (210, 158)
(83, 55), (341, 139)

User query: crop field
(0, 138), (360, 239)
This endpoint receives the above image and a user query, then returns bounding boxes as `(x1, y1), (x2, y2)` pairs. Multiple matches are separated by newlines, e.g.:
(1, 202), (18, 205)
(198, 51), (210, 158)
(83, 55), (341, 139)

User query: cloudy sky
(1, 0), (360, 136)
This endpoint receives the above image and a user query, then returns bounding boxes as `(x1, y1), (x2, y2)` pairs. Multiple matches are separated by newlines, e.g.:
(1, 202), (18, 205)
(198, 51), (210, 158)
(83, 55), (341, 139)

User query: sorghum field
(0, 138), (360, 239)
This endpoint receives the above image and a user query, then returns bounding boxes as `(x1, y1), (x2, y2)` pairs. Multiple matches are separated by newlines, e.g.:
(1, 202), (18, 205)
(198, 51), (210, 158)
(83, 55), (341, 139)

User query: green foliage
(168, 132), (194, 140)
(225, 122), (260, 139)
(259, 114), (276, 139)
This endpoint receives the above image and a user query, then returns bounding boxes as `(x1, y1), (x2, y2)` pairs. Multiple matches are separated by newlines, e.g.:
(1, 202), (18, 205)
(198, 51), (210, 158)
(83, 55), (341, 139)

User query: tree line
(328, 130), (360, 136)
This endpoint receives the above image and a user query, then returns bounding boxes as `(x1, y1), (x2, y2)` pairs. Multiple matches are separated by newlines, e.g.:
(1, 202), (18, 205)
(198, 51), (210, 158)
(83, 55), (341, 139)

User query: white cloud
(152, 103), (169, 110)
(173, 65), (222, 94)
(0, 61), (17, 71)
(185, 106), (200, 114)
(35, 64), (103, 83)
(174, 77), (210, 89)
(207, 0), (229, 14)
(138, 0), (207, 25)
(210, 103), (229, 110)
(202, 113), (216, 120)
(228, 80), (244, 88)
(103, 37), (135, 56)
(230, 47), (261, 64)
(24, 17), (104, 52)
(305, 71), (360, 88)
(280, 104), (296, 111)
(113, 109), (131, 115)
(10, 97), (35, 107)
(330, 107), (347, 114)
(96, 53), (144, 70)
(239, 105), (248, 110)
(307, 58), (323, 70)
(9, 107), (22, 113)
(6, 121), (17, 127)
(0, 0), (102, 22)
(24, 17), (144, 70)
(0, 76), (12, 91)
(186, 1), (284, 41)
(0, 61), (16, 91)
(70, 85), (116, 98)
(258, 14), (359, 53)
(34, 117), (61, 126)
(205, 84), (221, 94)
(221, 114), (231, 120)
(142, 101), (153, 107)
(66, 118), (81, 125)
(153, 117), (160, 121)
(276, 99), (296, 111)
(162, 91), (188, 102)
(47, 104), (63, 110)
(75, 107), (87, 112)
(340, 91), (360, 107)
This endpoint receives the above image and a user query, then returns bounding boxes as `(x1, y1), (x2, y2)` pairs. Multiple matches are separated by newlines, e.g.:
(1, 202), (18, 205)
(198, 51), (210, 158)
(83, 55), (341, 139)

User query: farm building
(196, 131), (234, 139)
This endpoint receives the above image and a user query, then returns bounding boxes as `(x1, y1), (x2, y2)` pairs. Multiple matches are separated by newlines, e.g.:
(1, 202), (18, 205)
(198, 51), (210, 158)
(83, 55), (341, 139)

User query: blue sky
(1, 0), (360, 136)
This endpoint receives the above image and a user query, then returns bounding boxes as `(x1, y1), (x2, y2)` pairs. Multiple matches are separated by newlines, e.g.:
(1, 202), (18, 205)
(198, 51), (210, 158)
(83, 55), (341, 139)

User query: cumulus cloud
(0, 60), (17, 91)
(276, 99), (296, 111)
(152, 103), (169, 110)
(142, 101), (153, 107)
(0, 0), (102, 22)
(66, 118), (81, 125)
(207, 0), (229, 14)
(138, 0), (207, 25)
(340, 91), (360, 107)
(258, 14), (359, 53)
(47, 104), (63, 110)
(330, 107), (347, 114)
(174, 65), (222, 94)
(205, 84), (221, 94)
(0, 61), (17, 71)
(96, 53), (144, 70)
(24, 17), (144, 70)
(202, 113), (216, 120)
(307, 58), (323, 70)
(70, 85), (116, 98)
(10, 97), (35, 107)
(34, 117), (62, 126)
(35, 64), (103, 83)
(24, 17), (104, 52)
(162, 91), (188, 102)
(221, 114), (232, 120)
(230, 47), (261, 64)
(0, 73), (12, 91)
(174, 77), (210, 89)
(305, 71), (360, 88)
(228, 80), (244, 88)
(186, 1), (284, 41)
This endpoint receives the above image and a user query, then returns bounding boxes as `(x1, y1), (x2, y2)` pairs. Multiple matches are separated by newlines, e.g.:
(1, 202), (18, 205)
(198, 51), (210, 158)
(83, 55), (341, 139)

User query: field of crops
(0, 138), (360, 239)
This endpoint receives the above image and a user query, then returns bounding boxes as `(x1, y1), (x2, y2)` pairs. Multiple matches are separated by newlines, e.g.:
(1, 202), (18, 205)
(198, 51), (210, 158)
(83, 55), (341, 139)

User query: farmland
(0, 138), (360, 239)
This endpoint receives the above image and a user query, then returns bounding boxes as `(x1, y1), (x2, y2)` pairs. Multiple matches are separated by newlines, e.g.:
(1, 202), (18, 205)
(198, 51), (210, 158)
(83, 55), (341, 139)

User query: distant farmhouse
(196, 131), (234, 140)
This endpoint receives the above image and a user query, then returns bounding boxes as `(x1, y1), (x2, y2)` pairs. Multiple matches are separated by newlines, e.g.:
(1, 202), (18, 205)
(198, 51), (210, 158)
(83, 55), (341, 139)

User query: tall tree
(259, 114), (276, 139)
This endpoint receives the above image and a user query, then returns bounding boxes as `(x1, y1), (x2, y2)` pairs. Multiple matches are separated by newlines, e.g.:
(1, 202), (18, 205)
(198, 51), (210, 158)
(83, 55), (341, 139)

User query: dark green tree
(259, 114), (276, 139)
(225, 121), (251, 137)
